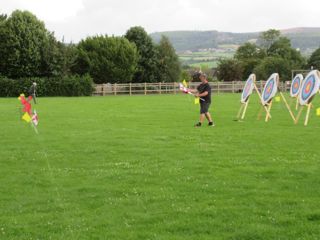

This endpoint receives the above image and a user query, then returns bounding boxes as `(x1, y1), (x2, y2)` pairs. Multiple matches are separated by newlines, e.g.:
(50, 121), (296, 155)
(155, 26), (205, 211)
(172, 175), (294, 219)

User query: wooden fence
(93, 81), (292, 96)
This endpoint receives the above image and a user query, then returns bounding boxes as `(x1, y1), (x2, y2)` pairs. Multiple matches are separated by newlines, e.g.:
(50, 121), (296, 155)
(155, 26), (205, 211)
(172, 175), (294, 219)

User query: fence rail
(93, 81), (292, 96)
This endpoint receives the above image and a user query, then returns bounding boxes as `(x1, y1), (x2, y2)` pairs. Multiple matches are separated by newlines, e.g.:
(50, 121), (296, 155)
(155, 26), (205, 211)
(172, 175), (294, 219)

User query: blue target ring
(301, 75), (316, 101)
(291, 77), (301, 95)
(263, 78), (275, 102)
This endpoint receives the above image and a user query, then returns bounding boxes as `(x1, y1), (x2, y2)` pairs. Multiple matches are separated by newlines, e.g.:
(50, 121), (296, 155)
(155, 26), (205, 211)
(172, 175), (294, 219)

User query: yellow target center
(306, 84), (311, 92)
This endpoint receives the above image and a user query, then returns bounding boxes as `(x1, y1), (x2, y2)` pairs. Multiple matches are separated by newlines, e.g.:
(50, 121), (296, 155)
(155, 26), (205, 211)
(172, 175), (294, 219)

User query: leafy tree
(235, 42), (266, 60)
(73, 35), (138, 83)
(0, 10), (55, 78)
(254, 57), (291, 80)
(235, 43), (266, 78)
(241, 59), (262, 80)
(0, 14), (6, 22)
(156, 35), (181, 82)
(125, 26), (158, 82)
(180, 70), (191, 81)
(257, 29), (281, 50)
(267, 37), (305, 76)
(216, 58), (243, 81)
(307, 47), (320, 70)
(39, 33), (77, 77)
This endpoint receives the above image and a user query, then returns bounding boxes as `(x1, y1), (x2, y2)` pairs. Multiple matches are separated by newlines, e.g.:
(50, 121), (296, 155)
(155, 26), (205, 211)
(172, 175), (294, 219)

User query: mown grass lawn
(1, 94), (320, 239)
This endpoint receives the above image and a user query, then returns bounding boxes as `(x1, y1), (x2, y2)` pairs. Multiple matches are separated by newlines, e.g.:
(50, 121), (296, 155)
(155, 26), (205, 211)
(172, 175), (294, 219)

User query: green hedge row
(0, 75), (94, 97)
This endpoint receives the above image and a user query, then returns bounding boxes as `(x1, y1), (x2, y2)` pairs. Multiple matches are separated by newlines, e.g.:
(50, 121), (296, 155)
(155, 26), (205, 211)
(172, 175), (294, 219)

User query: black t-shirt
(197, 82), (211, 103)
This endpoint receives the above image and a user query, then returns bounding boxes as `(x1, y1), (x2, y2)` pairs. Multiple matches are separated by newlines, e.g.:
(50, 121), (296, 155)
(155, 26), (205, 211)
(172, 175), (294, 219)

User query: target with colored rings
(290, 74), (303, 97)
(241, 74), (256, 103)
(299, 70), (320, 106)
(261, 73), (279, 106)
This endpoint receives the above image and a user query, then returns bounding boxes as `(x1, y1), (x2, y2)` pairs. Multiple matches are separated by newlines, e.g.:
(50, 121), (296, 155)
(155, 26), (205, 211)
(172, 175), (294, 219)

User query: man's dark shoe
(194, 122), (202, 127)
(208, 122), (215, 127)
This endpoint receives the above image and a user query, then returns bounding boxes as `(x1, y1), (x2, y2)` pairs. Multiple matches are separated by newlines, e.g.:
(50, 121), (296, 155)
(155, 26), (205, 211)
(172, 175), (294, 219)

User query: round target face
(290, 74), (303, 97)
(261, 73), (279, 106)
(241, 74), (256, 103)
(299, 70), (320, 105)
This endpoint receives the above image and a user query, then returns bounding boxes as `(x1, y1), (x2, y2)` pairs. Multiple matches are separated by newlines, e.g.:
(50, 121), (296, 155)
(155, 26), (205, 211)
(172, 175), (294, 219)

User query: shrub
(0, 74), (93, 97)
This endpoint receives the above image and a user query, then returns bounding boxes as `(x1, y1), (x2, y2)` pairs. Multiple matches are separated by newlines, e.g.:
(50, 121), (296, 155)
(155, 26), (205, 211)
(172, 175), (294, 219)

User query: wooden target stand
(294, 93), (320, 126)
(258, 73), (296, 123)
(290, 74), (304, 111)
(257, 73), (281, 122)
(275, 90), (297, 123)
(294, 70), (320, 126)
(236, 74), (271, 121)
(295, 101), (314, 126)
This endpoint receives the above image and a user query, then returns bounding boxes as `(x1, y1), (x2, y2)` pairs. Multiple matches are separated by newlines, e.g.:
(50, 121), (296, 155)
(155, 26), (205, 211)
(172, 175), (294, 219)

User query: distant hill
(150, 28), (320, 54)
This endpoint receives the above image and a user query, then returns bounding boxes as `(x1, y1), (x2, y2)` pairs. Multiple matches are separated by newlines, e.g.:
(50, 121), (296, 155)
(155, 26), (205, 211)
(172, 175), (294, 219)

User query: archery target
(290, 74), (303, 98)
(261, 73), (279, 106)
(241, 74), (256, 104)
(299, 70), (320, 106)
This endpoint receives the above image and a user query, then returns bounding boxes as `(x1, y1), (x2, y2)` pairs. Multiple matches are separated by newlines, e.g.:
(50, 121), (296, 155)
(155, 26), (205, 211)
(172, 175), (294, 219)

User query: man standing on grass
(193, 73), (214, 127)
(29, 82), (37, 104)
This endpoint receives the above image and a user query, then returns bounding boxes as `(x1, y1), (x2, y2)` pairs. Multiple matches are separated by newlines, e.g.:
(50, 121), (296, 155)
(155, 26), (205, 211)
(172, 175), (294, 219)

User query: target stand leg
(295, 106), (304, 124)
(280, 92), (296, 122)
(295, 97), (299, 111)
(265, 101), (273, 122)
(304, 103), (312, 126)
(241, 100), (250, 120)
(257, 106), (263, 120)
(237, 104), (245, 119)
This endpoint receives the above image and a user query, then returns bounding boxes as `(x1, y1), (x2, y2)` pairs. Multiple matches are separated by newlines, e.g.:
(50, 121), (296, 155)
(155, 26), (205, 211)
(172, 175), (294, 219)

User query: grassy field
(1, 94), (320, 239)
(178, 50), (233, 68)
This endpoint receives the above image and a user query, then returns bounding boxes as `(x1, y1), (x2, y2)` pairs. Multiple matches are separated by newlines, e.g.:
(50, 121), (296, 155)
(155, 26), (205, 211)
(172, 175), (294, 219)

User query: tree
(267, 37), (306, 76)
(0, 10), (56, 78)
(125, 26), (158, 82)
(73, 35), (138, 84)
(235, 42), (266, 78)
(254, 57), (291, 81)
(308, 47), (320, 70)
(235, 42), (266, 60)
(156, 35), (181, 82)
(257, 29), (281, 50)
(216, 59), (243, 81)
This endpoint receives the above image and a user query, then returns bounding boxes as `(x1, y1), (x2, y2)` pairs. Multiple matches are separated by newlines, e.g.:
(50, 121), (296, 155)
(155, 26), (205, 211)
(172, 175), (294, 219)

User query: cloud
(1, 0), (320, 42)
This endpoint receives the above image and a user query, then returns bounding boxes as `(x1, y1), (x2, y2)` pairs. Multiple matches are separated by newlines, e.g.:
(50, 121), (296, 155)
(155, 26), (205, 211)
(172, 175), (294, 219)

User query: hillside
(150, 28), (320, 54)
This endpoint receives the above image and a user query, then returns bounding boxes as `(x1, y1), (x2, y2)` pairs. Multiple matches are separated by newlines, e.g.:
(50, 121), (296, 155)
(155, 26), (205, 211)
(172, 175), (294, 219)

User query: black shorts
(200, 101), (211, 114)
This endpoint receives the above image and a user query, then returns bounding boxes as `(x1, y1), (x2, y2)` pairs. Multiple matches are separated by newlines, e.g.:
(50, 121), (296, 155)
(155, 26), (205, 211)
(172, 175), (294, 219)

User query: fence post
(260, 81), (263, 92)
(159, 82), (161, 94)
(218, 82), (220, 94)
(129, 83), (132, 96)
(232, 81), (235, 93)
(144, 83), (147, 95)
(174, 82), (176, 94)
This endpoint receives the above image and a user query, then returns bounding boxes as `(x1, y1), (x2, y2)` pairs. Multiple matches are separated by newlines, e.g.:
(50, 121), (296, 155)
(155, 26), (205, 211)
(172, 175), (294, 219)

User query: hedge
(0, 75), (94, 97)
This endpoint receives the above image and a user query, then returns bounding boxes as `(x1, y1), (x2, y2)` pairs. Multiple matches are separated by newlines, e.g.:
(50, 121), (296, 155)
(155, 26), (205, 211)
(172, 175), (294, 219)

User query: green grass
(1, 94), (320, 239)
(179, 51), (233, 68)
(190, 61), (218, 68)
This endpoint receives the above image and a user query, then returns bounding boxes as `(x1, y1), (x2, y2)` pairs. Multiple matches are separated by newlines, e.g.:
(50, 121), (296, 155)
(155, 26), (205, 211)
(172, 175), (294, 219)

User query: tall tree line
(0, 10), (181, 84)
(216, 29), (320, 81)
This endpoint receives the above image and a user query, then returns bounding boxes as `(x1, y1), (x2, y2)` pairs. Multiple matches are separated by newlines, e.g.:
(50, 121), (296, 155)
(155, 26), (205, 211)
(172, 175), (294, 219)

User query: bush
(0, 75), (93, 97)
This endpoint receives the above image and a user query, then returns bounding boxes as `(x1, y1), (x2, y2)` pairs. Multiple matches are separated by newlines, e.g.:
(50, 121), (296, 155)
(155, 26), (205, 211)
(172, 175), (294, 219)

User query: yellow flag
(22, 112), (31, 123)
(275, 96), (281, 102)
(194, 97), (200, 105)
(182, 79), (188, 88)
(316, 108), (320, 116)
(18, 93), (25, 101)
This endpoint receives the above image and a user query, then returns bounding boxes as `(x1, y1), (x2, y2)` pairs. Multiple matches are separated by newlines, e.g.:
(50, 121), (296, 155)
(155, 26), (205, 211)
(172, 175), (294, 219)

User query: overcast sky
(2, 0), (319, 42)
